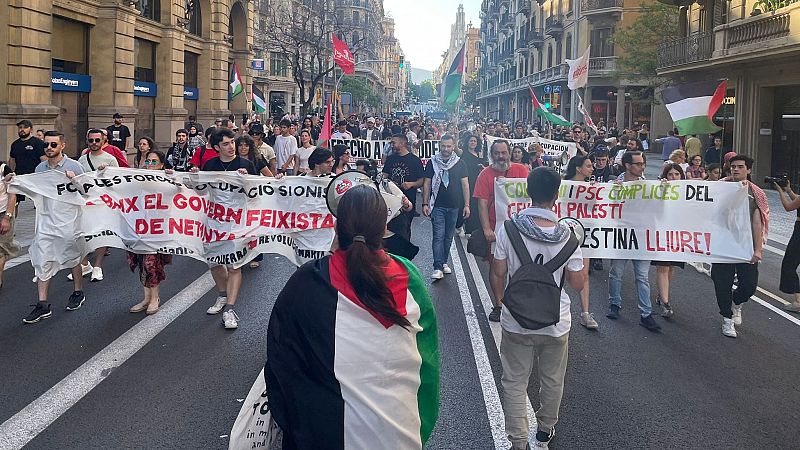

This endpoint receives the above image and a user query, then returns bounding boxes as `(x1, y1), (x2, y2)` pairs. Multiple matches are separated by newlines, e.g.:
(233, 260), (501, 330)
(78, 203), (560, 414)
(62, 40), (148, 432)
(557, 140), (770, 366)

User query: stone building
(656, 0), (800, 185)
(477, 0), (656, 129)
(0, 0), (255, 156)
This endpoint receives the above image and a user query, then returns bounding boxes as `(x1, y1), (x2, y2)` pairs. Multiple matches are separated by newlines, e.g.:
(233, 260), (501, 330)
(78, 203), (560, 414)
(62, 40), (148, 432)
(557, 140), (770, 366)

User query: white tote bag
(229, 368), (281, 450)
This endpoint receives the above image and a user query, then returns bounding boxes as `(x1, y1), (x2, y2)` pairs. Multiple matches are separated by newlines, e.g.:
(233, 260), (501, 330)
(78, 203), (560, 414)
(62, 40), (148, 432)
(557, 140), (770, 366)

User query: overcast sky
(384, 0), (480, 72)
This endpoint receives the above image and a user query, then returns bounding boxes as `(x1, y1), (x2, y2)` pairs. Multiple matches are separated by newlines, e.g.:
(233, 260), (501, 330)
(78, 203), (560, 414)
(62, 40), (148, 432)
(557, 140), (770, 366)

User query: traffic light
(399, 55), (405, 69)
(552, 93), (560, 110)
(543, 93), (552, 110)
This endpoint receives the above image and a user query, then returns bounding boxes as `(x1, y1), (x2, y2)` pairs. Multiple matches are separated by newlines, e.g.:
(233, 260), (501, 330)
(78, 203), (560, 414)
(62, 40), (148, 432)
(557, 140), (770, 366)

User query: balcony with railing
(582, 0), (623, 19)
(528, 29), (545, 48)
(656, 31), (713, 70)
(588, 56), (617, 76)
(500, 12), (514, 27)
(545, 16), (564, 37)
(518, 0), (531, 15)
(516, 31), (530, 51)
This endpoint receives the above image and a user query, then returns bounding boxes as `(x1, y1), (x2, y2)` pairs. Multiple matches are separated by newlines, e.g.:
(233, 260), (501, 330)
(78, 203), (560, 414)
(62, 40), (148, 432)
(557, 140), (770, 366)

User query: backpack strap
(544, 232), (580, 273)
(503, 220), (533, 266)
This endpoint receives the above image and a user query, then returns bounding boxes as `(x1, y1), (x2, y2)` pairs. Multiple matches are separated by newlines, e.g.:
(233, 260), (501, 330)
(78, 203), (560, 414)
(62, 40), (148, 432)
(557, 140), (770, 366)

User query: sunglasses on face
(145, 159), (161, 165)
(46, 142), (60, 148)
(88, 138), (102, 143)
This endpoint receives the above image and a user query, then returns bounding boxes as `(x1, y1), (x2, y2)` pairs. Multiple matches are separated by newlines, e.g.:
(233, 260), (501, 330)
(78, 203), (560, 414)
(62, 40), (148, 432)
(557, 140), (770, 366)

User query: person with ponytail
(266, 185), (439, 449)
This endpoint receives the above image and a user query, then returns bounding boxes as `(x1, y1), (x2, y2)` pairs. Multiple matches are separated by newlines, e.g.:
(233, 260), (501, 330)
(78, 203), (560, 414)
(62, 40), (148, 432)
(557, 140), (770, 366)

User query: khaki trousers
(500, 329), (569, 448)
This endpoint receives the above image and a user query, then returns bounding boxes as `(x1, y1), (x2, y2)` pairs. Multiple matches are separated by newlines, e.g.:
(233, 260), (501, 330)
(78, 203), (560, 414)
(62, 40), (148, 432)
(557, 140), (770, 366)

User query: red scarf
(724, 177), (769, 243)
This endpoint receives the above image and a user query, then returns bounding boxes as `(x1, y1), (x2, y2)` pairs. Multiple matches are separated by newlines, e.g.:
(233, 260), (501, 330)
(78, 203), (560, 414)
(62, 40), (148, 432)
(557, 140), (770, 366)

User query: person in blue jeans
(422, 134), (470, 280)
(605, 151), (661, 331)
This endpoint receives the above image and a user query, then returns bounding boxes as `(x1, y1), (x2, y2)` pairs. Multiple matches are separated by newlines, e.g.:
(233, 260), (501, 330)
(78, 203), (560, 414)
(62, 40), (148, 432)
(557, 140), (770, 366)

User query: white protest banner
(10, 169), (336, 270)
(494, 179), (754, 263)
(484, 134), (539, 148)
(330, 138), (391, 160)
(418, 140), (440, 166)
(566, 46), (590, 90)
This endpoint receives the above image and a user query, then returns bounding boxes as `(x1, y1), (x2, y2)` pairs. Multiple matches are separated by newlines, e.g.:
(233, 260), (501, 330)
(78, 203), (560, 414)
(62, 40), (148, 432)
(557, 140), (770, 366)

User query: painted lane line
(5, 252), (31, 270)
(457, 237), (536, 444)
(750, 294), (800, 326)
(764, 244), (785, 256)
(756, 286), (790, 305)
(450, 240), (507, 449)
(0, 272), (216, 450)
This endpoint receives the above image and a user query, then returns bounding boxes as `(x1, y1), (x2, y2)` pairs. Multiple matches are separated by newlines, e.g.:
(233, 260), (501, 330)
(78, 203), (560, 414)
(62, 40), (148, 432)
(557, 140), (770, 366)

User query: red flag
(318, 97), (333, 147)
(332, 34), (355, 75)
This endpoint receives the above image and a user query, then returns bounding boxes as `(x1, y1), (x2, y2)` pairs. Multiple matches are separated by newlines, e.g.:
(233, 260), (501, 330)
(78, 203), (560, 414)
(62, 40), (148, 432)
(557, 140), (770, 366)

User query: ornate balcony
(657, 31), (713, 70)
(588, 56), (617, 76)
(518, 0), (530, 15)
(528, 30), (544, 48)
(582, 0), (623, 20)
(501, 12), (515, 28)
(545, 16), (564, 37)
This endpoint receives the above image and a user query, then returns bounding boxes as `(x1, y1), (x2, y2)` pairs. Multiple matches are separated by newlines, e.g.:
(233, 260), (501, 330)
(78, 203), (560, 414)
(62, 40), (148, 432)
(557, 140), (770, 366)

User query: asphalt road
(1, 202), (799, 449)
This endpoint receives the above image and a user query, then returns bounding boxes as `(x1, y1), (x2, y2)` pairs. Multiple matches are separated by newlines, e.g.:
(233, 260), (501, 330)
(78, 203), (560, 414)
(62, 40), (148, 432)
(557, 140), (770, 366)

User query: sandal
(129, 299), (149, 313)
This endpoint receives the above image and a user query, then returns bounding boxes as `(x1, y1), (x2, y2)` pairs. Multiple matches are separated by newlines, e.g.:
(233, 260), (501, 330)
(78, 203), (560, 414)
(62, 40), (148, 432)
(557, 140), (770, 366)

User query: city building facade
(434, 4), (468, 88)
(656, 0), (800, 185)
(477, 0), (655, 129)
(0, 0), (254, 155)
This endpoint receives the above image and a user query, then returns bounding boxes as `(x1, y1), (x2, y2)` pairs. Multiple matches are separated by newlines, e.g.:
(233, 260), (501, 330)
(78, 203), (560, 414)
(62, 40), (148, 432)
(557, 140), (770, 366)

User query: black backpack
(502, 220), (579, 330)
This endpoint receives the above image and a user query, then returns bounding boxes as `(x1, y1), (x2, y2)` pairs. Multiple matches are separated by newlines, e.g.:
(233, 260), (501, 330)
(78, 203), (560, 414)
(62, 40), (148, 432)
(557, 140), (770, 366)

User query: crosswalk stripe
(0, 272), (215, 449)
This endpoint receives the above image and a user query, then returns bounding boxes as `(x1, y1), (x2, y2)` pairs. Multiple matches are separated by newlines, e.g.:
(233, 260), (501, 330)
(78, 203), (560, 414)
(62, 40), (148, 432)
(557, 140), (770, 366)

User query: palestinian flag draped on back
(265, 252), (439, 449)
(662, 80), (726, 135)
(441, 43), (466, 105)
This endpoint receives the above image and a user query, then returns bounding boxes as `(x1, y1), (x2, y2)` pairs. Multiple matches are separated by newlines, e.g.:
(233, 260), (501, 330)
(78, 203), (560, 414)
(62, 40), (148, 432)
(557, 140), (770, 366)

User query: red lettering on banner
(100, 194), (139, 213)
(645, 230), (712, 255)
(144, 193), (169, 210)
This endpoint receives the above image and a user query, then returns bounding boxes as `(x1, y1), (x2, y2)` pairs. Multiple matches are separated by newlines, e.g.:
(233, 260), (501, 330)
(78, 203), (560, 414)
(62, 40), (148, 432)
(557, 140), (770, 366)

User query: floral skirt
(126, 252), (172, 288)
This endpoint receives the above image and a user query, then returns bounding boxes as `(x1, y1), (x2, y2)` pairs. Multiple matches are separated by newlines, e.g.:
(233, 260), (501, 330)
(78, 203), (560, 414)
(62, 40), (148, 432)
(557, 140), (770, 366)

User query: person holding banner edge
(422, 134), (470, 281)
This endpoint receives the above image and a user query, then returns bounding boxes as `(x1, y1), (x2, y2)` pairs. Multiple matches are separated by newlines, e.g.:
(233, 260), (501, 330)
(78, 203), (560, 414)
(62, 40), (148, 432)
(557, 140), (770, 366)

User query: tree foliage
(462, 75), (479, 109)
(612, 2), (680, 82)
(256, 0), (382, 116)
(340, 76), (381, 111)
(410, 81), (435, 101)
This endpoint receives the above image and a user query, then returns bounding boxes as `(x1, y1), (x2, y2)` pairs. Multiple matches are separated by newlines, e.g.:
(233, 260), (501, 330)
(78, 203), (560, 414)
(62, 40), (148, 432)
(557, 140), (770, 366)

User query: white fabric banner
(566, 46), (590, 90)
(10, 169), (338, 276)
(494, 178), (754, 262)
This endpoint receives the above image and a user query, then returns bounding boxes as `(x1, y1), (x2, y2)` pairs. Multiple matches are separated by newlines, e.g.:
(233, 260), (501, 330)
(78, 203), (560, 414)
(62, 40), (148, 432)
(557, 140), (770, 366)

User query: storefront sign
(51, 71), (92, 93)
(183, 86), (199, 100)
(134, 81), (158, 97)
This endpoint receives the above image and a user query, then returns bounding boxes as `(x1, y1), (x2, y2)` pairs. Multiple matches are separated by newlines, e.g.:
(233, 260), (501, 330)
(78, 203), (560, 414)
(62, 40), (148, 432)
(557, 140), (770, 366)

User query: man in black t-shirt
(10, 119), (46, 176)
(382, 133), (423, 240)
(106, 113), (131, 153)
(422, 134), (469, 280)
(200, 128), (255, 331)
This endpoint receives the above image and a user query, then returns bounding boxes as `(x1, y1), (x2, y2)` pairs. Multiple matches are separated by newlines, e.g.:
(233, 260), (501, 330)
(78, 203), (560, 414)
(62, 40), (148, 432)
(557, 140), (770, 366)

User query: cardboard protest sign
(494, 179), (754, 262)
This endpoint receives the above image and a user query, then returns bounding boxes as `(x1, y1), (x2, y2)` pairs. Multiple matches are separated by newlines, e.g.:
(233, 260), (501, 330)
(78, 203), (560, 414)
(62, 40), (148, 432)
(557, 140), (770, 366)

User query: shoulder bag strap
(544, 233), (579, 273)
(86, 152), (96, 171)
(503, 220), (533, 266)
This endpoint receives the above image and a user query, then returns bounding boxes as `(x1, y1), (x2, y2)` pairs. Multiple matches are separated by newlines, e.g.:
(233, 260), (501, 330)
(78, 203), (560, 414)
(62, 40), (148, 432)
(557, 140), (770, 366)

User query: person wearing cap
(248, 124), (277, 175)
(346, 113), (361, 138)
(360, 117), (381, 140)
(331, 120), (353, 140)
(10, 119), (46, 179)
(107, 113), (131, 154)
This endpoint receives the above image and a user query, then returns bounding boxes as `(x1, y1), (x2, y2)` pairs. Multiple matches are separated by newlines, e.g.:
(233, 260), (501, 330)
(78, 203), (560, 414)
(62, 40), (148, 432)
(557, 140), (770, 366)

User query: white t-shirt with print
(494, 223), (583, 337)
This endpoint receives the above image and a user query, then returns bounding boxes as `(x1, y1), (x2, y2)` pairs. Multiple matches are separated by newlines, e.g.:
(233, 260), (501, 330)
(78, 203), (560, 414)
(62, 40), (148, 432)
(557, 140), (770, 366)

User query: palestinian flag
(529, 82), (571, 126)
(662, 80), (725, 135)
(441, 43), (465, 105)
(252, 85), (267, 113)
(265, 252), (439, 449)
(229, 62), (243, 99)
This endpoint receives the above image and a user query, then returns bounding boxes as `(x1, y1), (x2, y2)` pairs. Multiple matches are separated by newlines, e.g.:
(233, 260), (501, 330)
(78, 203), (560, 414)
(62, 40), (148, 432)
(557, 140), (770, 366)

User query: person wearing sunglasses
(80, 129), (130, 168)
(73, 129), (119, 283)
(127, 150), (172, 315)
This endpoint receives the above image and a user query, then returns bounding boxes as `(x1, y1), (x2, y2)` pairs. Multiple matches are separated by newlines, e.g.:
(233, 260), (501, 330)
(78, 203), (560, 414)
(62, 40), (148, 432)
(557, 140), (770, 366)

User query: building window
(547, 44), (553, 67)
(184, 52), (199, 87)
(134, 38), (157, 82)
(565, 34), (572, 59)
(52, 16), (88, 74)
(140, 0), (161, 22)
(590, 27), (614, 57)
(352, 31), (359, 44)
(188, 0), (202, 37)
(353, 11), (359, 25)
(270, 52), (288, 77)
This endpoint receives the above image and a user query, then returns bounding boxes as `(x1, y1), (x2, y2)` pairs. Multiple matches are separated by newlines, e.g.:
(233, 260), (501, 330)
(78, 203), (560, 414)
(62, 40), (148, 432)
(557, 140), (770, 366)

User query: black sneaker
(23, 303), (52, 324)
(66, 291), (85, 311)
(488, 306), (502, 322)
(533, 427), (555, 448)
(606, 304), (620, 319)
(591, 259), (604, 271)
(660, 303), (674, 319)
(640, 314), (662, 332)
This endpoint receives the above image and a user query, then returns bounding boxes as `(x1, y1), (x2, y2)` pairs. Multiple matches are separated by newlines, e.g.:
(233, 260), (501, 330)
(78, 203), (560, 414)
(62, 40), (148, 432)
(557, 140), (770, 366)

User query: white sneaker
(579, 312), (599, 329)
(223, 309), (240, 329)
(67, 263), (93, 281)
(206, 296), (228, 315)
(431, 270), (444, 280)
(722, 318), (737, 338)
(442, 263), (452, 274)
(90, 267), (103, 282)
(732, 304), (742, 325)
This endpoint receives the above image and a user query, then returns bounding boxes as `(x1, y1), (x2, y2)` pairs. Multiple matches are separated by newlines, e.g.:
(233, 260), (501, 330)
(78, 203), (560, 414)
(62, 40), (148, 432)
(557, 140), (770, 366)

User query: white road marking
(5, 252), (30, 270)
(0, 272), (215, 449)
(455, 237), (537, 445)
(450, 240), (507, 449)
(750, 295), (800, 326)
(756, 286), (790, 305)
(764, 244), (785, 256)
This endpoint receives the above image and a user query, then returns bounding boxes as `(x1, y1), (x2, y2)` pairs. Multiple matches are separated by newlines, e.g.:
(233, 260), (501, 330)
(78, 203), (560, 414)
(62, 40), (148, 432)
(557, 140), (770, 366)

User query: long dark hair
(235, 134), (257, 164)
(565, 155), (590, 180)
(336, 185), (411, 329)
(136, 136), (157, 167)
(660, 162), (686, 180)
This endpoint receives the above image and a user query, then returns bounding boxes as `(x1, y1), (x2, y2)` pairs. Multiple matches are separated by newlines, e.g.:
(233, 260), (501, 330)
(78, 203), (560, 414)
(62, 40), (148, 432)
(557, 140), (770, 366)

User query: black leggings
(779, 221), (800, 294)
(711, 263), (759, 318)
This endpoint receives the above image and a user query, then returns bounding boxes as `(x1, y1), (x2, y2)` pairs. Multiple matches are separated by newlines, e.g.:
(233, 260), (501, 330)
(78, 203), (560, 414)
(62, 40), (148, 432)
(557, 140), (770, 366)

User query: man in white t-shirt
(490, 167), (585, 450)
(274, 119), (298, 174)
(78, 129), (120, 173)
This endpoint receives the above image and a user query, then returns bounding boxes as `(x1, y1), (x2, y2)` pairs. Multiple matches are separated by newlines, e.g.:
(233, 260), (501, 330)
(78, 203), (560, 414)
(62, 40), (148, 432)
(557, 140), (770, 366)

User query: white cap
(367, 117), (376, 123)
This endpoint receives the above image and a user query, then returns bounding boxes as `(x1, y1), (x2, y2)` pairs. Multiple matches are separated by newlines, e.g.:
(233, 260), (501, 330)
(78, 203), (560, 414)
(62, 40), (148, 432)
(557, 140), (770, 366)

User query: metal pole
(569, 0), (581, 122)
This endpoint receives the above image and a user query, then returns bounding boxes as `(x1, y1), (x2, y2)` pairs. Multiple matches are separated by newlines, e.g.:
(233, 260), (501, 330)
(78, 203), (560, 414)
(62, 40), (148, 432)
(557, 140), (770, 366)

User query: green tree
(612, 2), (680, 83)
(340, 76), (381, 112)
(462, 75), (479, 109)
